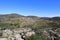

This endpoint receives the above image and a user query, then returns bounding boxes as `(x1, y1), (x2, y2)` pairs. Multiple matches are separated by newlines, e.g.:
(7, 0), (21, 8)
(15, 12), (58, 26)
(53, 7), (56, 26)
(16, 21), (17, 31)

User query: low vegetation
(0, 14), (60, 40)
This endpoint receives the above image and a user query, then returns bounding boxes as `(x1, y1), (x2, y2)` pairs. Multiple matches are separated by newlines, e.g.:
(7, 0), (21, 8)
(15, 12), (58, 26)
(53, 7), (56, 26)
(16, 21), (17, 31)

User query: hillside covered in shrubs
(0, 13), (60, 40)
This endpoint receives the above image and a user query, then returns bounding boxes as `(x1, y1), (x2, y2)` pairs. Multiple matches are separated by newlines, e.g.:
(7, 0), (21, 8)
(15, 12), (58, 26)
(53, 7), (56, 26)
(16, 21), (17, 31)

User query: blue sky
(0, 0), (60, 17)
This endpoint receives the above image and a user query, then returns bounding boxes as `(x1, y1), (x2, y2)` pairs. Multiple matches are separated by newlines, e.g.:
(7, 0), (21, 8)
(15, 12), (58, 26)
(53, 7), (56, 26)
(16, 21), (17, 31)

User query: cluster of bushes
(26, 34), (42, 40)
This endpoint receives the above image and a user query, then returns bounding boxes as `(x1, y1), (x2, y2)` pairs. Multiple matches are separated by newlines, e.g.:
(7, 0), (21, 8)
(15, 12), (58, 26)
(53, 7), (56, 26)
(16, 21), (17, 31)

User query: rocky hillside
(0, 13), (60, 30)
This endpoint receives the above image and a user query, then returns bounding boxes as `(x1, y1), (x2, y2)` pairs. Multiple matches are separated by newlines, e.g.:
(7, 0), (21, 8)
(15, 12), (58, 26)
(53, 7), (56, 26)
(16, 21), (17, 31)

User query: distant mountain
(0, 13), (24, 18)
(40, 17), (51, 19)
(40, 17), (60, 21)
(51, 17), (60, 20)
(27, 16), (39, 18)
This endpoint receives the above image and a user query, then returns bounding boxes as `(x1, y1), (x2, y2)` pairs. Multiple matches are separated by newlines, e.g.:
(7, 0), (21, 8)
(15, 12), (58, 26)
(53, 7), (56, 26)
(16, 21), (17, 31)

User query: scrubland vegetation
(0, 14), (60, 40)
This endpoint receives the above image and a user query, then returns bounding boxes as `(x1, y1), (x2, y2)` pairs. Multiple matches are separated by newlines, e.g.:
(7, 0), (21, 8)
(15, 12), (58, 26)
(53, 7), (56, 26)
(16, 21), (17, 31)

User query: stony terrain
(0, 28), (35, 40)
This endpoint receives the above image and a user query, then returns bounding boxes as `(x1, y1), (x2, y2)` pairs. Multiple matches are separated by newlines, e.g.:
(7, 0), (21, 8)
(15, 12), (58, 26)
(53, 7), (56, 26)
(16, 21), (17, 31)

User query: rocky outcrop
(0, 28), (35, 40)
